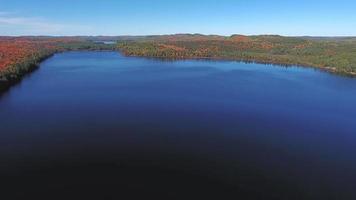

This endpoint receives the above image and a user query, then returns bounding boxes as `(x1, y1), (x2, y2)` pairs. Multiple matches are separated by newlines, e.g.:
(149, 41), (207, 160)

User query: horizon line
(1, 33), (356, 38)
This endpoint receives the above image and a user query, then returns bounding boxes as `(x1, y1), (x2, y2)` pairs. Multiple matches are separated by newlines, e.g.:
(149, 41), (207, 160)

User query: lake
(1, 51), (356, 199)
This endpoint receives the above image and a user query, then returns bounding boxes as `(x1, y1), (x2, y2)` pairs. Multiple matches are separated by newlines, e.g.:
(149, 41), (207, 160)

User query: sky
(0, 0), (355, 36)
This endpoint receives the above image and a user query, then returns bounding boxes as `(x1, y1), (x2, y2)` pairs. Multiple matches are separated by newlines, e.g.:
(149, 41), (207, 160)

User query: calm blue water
(1, 51), (356, 199)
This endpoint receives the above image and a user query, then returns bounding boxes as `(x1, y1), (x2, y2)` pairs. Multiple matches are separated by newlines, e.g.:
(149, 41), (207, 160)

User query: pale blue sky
(0, 0), (355, 36)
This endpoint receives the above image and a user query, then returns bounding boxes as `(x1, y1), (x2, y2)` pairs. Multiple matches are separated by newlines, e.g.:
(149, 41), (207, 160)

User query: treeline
(117, 35), (356, 76)
(56, 41), (117, 51)
(0, 37), (115, 93)
(1, 34), (355, 94)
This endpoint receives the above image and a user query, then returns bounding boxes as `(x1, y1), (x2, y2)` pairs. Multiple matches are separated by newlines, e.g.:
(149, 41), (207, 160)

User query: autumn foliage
(1, 34), (355, 91)
(0, 37), (116, 92)
(0, 38), (51, 71)
(117, 34), (356, 76)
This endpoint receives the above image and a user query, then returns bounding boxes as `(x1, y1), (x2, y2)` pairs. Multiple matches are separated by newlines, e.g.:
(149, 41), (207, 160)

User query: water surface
(1, 51), (356, 199)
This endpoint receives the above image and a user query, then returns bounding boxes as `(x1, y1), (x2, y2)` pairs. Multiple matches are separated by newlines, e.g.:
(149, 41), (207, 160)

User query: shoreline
(0, 53), (57, 95)
(1, 49), (355, 96)
(0, 50), (113, 95)
(118, 52), (356, 78)
(0, 39), (117, 95)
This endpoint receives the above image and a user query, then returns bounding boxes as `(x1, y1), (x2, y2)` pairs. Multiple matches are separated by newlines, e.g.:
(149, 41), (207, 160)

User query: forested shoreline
(117, 34), (356, 76)
(0, 52), (55, 93)
(0, 37), (115, 93)
(1, 34), (356, 94)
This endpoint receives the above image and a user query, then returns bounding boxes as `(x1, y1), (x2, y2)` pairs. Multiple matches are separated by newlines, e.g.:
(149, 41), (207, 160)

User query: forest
(117, 34), (356, 76)
(1, 34), (356, 93)
(0, 37), (115, 92)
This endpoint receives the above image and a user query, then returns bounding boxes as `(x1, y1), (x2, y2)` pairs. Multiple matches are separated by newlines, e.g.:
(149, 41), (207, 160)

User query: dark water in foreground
(1, 51), (356, 199)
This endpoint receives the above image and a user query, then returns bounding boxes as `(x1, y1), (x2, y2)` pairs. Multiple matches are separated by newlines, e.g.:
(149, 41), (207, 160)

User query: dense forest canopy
(117, 34), (356, 76)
